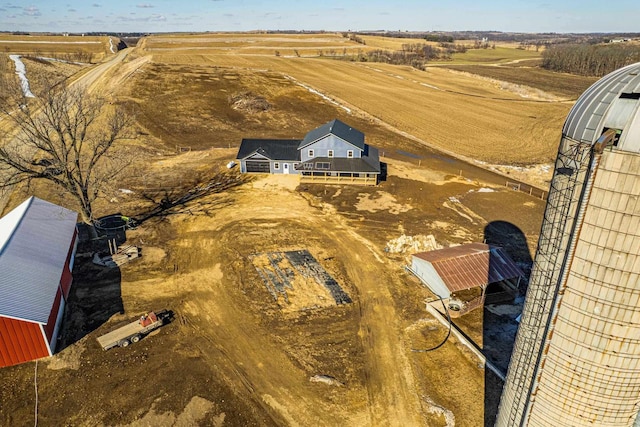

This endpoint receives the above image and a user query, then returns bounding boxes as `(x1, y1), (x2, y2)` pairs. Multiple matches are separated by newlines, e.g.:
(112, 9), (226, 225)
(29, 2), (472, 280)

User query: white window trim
(274, 162), (280, 170)
(328, 150), (334, 158)
(308, 149), (314, 157)
(347, 150), (354, 158)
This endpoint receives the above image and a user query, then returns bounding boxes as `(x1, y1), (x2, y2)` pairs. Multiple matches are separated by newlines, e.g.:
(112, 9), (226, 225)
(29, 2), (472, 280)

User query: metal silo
(496, 62), (640, 427)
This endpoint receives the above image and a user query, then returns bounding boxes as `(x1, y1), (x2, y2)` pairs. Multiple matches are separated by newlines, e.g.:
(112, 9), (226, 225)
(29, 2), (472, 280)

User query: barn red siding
(60, 228), (77, 299)
(60, 268), (73, 299)
(0, 317), (49, 368)
(43, 288), (63, 344)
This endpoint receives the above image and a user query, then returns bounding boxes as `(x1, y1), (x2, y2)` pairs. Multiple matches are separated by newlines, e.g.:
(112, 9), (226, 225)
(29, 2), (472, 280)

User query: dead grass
(147, 49), (567, 164)
(447, 46), (541, 64)
(0, 35), (113, 60)
(358, 35), (440, 51)
(441, 64), (598, 99)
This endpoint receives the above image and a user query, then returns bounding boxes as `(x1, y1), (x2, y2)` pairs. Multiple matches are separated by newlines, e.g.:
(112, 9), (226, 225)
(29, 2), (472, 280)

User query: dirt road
(0, 47), (135, 216)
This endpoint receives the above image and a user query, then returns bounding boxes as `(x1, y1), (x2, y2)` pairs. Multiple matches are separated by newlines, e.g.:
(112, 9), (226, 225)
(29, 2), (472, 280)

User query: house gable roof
(413, 243), (523, 293)
(298, 119), (365, 151)
(236, 139), (301, 161)
(0, 197), (78, 324)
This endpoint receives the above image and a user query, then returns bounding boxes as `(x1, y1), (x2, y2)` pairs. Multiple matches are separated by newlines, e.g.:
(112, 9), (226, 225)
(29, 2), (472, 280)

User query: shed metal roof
(298, 119), (365, 151)
(413, 243), (523, 293)
(563, 61), (640, 153)
(0, 197), (78, 324)
(236, 139), (301, 161)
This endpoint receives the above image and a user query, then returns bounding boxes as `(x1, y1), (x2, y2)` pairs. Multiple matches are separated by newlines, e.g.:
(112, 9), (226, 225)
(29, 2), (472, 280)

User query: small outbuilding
(410, 243), (523, 317)
(0, 197), (78, 368)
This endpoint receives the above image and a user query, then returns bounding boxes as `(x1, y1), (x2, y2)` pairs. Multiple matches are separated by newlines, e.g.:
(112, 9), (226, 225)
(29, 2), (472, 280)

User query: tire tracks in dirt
(172, 177), (426, 425)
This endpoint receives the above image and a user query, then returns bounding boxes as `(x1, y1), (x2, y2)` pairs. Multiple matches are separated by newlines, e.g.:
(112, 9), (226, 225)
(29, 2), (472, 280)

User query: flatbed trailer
(97, 310), (170, 350)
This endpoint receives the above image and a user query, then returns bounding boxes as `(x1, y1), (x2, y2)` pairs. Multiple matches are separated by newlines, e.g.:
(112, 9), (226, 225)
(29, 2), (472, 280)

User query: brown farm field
(0, 33), (570, 426)
(0, 35), (115, 61)
(146, 44), (572, 166)
(142, 33), (367, 57)
(441, 63), (598, 99)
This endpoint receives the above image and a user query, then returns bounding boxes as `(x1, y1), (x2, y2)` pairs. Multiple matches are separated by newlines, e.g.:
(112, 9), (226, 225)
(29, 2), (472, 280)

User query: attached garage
(0, 197), (78, 368)
(236, 139), (301, 174)
(245, 160), (271, 173)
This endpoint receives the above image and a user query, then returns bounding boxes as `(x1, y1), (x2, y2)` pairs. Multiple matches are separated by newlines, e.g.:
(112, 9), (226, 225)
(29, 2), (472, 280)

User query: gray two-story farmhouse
(236, 119), (380, 185)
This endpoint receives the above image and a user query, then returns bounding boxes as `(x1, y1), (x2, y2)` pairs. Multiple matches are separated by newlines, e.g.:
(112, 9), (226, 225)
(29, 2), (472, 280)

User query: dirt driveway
(158, 174), (427, 426)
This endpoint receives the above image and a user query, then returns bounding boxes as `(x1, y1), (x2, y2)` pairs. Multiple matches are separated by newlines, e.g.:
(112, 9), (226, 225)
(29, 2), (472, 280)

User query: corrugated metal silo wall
(525, 149), (640, 426)
(497, 144), (640, 426)
(496, 136), (596, 426)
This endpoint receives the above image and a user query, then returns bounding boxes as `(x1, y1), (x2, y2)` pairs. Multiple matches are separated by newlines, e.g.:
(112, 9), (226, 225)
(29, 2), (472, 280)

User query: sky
(0, 0), (638, 34)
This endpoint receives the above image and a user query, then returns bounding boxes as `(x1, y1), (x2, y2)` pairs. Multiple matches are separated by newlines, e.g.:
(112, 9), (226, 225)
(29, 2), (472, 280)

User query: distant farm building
(410, 243), (523, 317)
(236, 119), (381, 185)
(0, 197), (78, 368)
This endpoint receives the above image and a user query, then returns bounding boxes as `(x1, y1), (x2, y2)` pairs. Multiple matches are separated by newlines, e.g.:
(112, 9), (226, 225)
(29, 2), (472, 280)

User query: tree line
(334, 42), (476, 70)
(542, 43), (640, 77)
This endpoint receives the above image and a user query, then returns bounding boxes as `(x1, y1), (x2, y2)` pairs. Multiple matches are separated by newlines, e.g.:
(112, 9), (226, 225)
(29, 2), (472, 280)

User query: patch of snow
(119, 189), (134, 194)
(420, 82), (441, 90)
(423, 396), (455, 427)
(9, 55), (35, 98)
(448, 196), (460, 203)
(284, 75), (351, 114)
(109, 37), (115, 54)
(309, 375), (344, 387)
(385, 234), (442, 254)
(477, 187), (495, 193)
(486, 304), (523, 317)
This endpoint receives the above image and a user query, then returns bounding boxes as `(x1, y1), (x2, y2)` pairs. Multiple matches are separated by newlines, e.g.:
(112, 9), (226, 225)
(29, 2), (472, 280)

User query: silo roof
(563, 61), (640, 153)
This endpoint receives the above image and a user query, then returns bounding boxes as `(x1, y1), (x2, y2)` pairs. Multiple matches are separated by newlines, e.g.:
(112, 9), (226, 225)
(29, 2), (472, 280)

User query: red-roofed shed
(410, 243), (523, 316)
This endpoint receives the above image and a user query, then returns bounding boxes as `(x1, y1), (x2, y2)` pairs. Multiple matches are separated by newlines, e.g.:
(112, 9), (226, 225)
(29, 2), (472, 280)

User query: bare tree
(0, 83), (134, 224)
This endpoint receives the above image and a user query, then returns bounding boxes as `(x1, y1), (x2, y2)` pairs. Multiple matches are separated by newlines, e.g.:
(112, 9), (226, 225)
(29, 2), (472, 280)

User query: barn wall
(63, 228), (78, 291)
(42, 287), (63, 348)
(46, 291), (65, 354)
(410, 257), (451, 298)
(0, 316), (49, 368)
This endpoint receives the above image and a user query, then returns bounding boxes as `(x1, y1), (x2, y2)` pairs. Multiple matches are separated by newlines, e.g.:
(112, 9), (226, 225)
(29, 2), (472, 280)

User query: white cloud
(23, 6), (41, 16)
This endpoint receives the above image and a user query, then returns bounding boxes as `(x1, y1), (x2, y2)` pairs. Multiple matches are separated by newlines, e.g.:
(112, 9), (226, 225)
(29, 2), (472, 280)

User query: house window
(308, 149), (314, 158)
(347, 150), (354, 158)
(274, 162), (280, 170)
(328, 150), (334, 158)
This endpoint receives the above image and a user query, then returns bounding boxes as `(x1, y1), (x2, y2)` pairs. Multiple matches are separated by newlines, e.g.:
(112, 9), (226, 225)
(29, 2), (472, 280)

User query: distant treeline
(542, 43), (640, 77)
(335, 42), (471, 71)
(355, 31), (639, 43)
